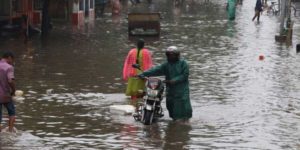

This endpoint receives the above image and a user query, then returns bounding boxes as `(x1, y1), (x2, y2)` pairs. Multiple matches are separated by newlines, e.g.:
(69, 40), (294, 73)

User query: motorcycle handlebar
(132, 75), (148, 80)
(132, 76), (167, 84)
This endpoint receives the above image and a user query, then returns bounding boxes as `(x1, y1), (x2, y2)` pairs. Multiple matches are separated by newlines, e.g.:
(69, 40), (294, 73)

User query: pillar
(72, 0), (85, 26)
(88, 0), (95, 20)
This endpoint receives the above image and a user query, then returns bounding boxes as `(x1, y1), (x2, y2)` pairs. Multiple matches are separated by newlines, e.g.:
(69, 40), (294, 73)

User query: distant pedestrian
(252, 0), (263, 22)
(111, 0), (121, 15)
(227, 0), (236, 20)
(0, 51), (16, 132)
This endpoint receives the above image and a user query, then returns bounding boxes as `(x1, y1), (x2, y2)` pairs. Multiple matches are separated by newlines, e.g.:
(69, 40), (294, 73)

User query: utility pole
(275, 0), (293, 45)
(41, 0), (50, 36)
(279, 0), (287, 35)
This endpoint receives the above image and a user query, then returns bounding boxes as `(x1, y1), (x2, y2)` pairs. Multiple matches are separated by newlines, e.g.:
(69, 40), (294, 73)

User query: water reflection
(226, 20), (236, 38)
(163, 122), (192, 150)
(0, 131), (44, 150)
(119, 124), (141, 149)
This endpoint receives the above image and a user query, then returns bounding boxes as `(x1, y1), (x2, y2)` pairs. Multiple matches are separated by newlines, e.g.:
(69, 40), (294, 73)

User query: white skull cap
(166, 46), (179, 53)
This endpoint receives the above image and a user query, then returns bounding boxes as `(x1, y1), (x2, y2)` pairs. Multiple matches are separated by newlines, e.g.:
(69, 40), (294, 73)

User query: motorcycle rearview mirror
(132, 64), (141, 70)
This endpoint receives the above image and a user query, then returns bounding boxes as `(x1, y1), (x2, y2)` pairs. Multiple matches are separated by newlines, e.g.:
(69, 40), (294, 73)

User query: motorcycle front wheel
(143, 109), (154, 125)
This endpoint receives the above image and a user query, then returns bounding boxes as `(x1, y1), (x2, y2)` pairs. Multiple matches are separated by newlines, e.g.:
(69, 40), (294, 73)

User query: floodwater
(1, 0), (300, 149)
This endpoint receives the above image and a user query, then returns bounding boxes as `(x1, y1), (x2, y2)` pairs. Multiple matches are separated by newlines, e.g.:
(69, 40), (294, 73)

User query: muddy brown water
(1, 0), (300, 149)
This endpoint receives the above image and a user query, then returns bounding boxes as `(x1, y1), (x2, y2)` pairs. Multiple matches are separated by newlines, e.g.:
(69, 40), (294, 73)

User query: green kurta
(125, 50), (145, 96)
(141, 59), (192, 120)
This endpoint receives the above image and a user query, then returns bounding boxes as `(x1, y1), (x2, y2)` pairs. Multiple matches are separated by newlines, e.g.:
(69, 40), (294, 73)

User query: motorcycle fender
(145, 104), (152, 111)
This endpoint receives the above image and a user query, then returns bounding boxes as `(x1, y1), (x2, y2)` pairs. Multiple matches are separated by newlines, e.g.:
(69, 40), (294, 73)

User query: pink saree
(123, 48), (153, 81)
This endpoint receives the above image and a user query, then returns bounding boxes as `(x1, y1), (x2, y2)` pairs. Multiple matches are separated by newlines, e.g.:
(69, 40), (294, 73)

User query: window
(0, 0), (10, 16)
(12, 0), (23, 12)
(34, 0), (43, 10)
(90, 0), (94, 9)
(79, 0), (84, 11)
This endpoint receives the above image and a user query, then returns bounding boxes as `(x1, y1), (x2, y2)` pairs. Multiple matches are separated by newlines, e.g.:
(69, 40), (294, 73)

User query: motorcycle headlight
(147, 89), (158, 97)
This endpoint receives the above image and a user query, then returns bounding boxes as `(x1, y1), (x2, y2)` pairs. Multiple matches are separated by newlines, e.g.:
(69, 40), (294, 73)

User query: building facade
(0, 0), (42, 25)
(0, 0), (95, 26)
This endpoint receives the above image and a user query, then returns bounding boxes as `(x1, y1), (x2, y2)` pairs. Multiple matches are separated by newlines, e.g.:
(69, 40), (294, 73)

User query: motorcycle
(132, 64), (164, 125)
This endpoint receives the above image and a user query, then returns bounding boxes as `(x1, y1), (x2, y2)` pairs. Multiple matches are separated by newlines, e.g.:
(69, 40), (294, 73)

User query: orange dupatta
(123, 48), (153, 81)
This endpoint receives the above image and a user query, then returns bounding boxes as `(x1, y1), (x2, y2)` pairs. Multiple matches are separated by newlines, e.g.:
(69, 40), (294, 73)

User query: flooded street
(1, 0), (300, 149)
